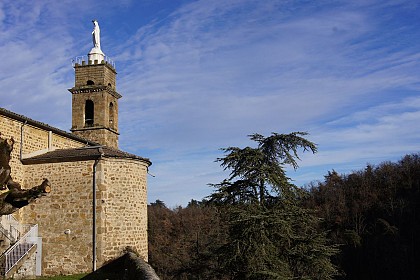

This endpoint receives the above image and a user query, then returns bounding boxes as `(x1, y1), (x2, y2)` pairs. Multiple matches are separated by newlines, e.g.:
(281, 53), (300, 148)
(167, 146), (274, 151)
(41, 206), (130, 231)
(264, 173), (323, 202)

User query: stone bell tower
(69, 20), (121, 149)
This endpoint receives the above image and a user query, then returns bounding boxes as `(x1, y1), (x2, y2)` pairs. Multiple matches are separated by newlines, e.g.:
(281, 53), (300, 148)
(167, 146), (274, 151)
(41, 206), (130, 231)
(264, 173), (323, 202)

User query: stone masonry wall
(74, 63), (116, 88)
(97, 158), (149, 264)
(1, 113), (149, 275)
(71, 125), (119, 149)
(22, 160), (95, 275)
(70, 62), (120, 149)
(1, 114), (85, 188)
(13, 246), (37, 280)
(71, 91), (119, 133)
(22, 158), (149, 274)
(71, 73), (119, 148)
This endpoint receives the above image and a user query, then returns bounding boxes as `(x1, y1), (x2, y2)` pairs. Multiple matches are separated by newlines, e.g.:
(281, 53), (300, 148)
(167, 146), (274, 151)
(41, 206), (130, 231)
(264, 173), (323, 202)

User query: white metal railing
(0, 226), (14, 244)
(0, 215), (22, 243)
(3, 224), (38, 275)
(72, 55), (115, 68)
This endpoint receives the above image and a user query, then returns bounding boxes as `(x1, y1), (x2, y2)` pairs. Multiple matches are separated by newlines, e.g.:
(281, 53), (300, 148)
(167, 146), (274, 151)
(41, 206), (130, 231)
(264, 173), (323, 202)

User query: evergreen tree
(210, 132), (338, 280)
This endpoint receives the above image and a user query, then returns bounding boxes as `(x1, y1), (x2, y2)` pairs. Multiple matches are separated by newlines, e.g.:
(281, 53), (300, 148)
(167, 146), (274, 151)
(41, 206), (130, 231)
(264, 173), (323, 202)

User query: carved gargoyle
(0, 133), (51, 215)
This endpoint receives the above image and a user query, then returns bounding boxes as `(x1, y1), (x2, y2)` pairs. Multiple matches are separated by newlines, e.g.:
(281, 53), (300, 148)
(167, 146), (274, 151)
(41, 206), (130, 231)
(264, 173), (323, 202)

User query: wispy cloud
(1, 0), (419, 206)
(117, 0), (420, 205)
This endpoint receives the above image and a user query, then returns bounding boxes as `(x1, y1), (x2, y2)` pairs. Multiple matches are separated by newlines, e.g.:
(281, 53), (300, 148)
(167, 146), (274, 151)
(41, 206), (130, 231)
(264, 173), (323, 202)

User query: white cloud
(118, 0), (420, 206)
(1, 0), (419, 206)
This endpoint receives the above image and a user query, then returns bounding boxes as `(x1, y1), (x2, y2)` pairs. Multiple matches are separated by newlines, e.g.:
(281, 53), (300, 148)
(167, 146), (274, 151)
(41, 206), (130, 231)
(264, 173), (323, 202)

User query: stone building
(0, 23), (151, 278)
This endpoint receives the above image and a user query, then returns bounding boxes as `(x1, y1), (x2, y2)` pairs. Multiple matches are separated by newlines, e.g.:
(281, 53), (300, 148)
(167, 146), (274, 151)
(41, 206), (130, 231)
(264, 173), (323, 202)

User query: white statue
(92, 20), (101, 50)
(89, 20), (104, 61)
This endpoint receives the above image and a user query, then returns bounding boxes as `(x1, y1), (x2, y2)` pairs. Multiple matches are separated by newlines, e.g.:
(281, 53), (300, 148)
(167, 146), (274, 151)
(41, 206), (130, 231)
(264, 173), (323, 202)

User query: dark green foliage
(147, 131), (419, 280)
(307, 153), (420, 280)
(217, 203), (338, 280)
(212, 132), (317, 205)
(210, 132), (338, 280)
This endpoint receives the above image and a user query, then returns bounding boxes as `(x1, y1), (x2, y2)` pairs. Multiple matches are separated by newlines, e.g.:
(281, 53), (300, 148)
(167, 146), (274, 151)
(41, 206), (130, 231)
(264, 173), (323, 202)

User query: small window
(109, 102), (114, 128)
(87, 80), (95, 85)
(85, 100), (94, 127)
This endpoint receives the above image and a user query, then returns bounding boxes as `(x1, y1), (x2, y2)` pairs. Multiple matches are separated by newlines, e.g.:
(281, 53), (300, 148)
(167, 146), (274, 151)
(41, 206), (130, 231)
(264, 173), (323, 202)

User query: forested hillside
(307, 153), (420, 279)
(148, 142), (420, 279)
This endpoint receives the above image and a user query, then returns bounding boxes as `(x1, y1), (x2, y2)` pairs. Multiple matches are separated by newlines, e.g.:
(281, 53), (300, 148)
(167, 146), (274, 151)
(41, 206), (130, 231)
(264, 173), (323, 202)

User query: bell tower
(69, 20), (121, 149)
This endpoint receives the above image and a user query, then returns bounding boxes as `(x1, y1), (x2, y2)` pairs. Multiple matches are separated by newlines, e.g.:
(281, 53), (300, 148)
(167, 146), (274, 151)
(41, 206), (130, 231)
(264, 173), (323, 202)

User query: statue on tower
(89, 20), (105, 62)
(92, 20), (101, 50)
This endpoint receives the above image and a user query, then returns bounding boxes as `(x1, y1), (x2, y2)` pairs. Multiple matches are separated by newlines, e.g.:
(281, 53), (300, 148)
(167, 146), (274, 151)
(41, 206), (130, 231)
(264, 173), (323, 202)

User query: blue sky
(1, 0), (419, 207)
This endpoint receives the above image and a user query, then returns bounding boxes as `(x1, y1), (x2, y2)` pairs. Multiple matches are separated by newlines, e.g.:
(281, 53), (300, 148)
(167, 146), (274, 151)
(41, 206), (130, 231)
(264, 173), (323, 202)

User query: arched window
(87, 80), (95, 85)
(85, 100), (94, 127)
(109, 102), (114, 128)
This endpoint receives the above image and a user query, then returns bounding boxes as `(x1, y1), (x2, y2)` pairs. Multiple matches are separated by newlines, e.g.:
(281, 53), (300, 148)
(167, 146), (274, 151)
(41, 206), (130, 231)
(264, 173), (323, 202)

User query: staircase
(0, 215), (21, 250)
(0, 215), (41, 278)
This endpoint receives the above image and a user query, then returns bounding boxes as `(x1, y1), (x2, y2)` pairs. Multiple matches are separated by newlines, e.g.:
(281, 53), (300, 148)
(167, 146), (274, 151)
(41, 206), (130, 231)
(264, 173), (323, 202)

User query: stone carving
(0, 133), (51, 215)
(92, 20), (101, 50)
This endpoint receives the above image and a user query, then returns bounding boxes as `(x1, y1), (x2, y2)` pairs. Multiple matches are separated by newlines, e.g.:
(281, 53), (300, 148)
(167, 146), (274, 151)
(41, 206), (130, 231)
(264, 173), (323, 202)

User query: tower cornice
(70, 125), (120, 135)
(68, 86), (122, 99)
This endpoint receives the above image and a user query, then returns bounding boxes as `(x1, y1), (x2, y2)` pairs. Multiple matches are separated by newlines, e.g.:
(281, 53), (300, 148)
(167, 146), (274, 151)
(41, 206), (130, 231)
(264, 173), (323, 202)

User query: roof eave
(22, 154), (152, 166)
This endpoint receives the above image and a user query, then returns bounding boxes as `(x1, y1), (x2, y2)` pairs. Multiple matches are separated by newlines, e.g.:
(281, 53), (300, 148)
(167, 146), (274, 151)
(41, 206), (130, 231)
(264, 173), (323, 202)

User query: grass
(35, 274), (87, 280)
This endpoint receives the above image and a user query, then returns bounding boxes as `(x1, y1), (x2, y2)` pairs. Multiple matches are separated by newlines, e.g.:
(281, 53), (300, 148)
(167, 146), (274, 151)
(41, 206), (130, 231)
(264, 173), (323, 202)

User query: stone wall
(22, 160), (95, 275)
(13, 246), (37, 280)
(71, 91), (119, 131)
(97, 159), (149, 263)
(70, 62), (120, 148)
(72, 126), (119, 149)
(1, 114), (85, 187)
(74, 63), (116, 88)
(1, 112), (149, 276)
(21, 158), (149, 275)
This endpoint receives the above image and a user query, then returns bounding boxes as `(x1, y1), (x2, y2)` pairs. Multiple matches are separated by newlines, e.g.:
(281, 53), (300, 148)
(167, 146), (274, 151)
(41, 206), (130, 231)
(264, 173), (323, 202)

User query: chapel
(0, 21), (151, 278)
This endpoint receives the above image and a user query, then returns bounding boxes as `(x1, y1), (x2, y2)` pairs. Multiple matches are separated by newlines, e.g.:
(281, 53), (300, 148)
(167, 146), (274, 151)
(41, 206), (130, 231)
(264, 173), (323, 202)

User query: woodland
(148, 132), (420, 280)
